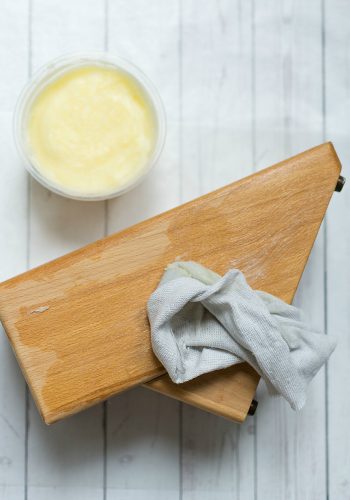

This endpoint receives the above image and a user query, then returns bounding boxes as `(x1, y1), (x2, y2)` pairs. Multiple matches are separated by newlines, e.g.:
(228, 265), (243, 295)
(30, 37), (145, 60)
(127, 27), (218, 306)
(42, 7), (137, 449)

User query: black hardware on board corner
(248, 399), (258, 416)
(335, 175), (346, 192)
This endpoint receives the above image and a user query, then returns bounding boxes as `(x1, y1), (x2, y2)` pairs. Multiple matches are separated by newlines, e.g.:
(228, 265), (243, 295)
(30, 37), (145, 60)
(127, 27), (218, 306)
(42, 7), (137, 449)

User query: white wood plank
(324, 1), (350, 498)
(254, 1), (327, 499)
(106, 2), (181, 498)
(181, 0), (255, 197)
(106, 0), (181, 230)
(0, 2), (29, 499)
(180, 2), (255, 499)
(106, 388), (180, 500)
(182, 408), (256, 500)
(0, 2), (347, 500)
(27, 1), (106, 499)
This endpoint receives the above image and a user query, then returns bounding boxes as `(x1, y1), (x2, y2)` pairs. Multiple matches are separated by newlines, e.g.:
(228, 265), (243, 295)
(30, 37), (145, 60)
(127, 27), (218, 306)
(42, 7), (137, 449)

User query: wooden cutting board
(0, 143), (341, 424)
(145, 142), (342, 421)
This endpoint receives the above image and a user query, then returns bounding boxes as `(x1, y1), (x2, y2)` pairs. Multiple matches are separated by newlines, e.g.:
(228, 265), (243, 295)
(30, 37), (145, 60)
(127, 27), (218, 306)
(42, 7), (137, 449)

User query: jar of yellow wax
(14, 54), (166, 200)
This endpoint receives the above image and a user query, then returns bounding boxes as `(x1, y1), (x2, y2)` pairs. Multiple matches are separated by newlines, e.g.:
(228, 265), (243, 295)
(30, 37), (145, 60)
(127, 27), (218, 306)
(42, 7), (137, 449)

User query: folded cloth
(147, 261), (336, 410)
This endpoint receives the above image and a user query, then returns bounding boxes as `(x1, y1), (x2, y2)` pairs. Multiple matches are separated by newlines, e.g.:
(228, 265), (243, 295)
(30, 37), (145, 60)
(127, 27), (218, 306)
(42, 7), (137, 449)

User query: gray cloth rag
(147, 261), (336, 410)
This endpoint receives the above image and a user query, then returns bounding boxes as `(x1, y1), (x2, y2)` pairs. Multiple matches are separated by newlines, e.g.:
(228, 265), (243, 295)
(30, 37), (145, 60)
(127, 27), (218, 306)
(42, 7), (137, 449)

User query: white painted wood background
(0, 0), (349, 498)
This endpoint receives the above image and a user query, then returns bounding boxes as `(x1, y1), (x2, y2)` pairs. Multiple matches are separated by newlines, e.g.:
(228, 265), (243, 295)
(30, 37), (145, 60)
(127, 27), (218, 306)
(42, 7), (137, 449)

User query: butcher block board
(0, 142), (341, 424)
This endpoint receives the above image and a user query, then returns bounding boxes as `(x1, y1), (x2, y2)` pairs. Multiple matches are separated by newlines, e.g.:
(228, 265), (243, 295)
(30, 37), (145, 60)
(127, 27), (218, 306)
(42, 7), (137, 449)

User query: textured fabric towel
(147, 261), (336, 410)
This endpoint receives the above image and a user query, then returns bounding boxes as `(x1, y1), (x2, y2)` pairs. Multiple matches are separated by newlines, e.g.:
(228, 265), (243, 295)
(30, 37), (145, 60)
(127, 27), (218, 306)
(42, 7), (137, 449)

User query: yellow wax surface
(27, 65), (157, 196)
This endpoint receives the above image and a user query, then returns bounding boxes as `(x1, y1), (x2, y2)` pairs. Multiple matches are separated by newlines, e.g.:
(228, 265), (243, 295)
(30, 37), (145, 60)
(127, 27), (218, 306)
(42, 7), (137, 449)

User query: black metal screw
(335, 175), (346, 192)
(248, 399), (258, 416)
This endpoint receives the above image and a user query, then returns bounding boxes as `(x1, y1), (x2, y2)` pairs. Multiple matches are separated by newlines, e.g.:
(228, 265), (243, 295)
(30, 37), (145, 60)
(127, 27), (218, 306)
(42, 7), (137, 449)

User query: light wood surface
(0, 142), (341, 424)
(146, 365), (260, 422)
(1, 2), (349, 499)
(146, 141), (341, 418)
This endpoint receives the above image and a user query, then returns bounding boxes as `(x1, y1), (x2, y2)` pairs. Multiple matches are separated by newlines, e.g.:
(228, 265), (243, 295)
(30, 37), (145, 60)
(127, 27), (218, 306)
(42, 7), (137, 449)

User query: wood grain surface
(1, 3), (349, 498)
(0, 142), (341, 424)
(145, 142), (341, 419)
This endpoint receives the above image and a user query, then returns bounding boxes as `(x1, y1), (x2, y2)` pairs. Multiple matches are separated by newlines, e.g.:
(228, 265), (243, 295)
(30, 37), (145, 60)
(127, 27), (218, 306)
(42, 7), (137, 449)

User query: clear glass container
(14, 53), (166, 201)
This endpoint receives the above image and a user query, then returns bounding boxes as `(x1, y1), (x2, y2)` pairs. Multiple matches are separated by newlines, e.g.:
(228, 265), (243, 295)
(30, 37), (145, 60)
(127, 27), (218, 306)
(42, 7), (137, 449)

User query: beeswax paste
(26, 65), (157, 196)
